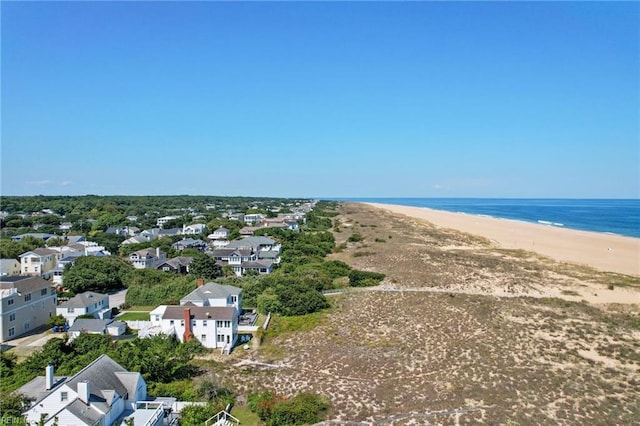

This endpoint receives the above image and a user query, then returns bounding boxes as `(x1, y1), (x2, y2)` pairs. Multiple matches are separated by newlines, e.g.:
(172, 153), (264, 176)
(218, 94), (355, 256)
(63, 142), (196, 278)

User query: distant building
(128, 248), (166, 269)
(0, 259), (21, 277)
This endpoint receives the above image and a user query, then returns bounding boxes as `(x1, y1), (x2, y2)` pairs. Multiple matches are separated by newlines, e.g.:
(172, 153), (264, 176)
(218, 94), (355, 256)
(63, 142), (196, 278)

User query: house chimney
(156, 247), (161, 258)
(78, 381), (90, 404)
(183, 308), (193, 343)
(197, 278), (205, 288)
(45, 363), (54, 390)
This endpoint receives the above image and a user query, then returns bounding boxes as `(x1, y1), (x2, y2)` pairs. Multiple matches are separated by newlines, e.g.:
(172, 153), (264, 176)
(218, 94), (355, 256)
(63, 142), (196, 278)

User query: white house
(19, 354), (164, 426)
(149, 305), (237, 352)
(148, 281), (242, 352)
(243, 213), (264, 225)
(128, 248), (166, 269)
(208, 226), (229, 240)
(182, 224), (206, 235)
(56, 292), (111, 326)
(19, 248), (59, 279)
(156, 216), (180, 228)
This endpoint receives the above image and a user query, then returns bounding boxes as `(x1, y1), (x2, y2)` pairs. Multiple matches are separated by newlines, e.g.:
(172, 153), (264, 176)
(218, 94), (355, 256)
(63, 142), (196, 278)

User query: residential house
(180, 281), (242, 313)
(128, 248), (166, 269)
(19, 354), (165, 426)
(122, 235), (150, 245)
(156, 215), (180, 228)
(182, 224), (206, 235)
(148, 281), (241, 351)
(226, 236), (281, 253)
(157, 228), (182, 238)
(208, 226), (229, 240)
(172, 238), (206, 251)
(19, 248), (59, 279)
(0, 276), (56, 342)
(227, 213), (244, 222)
(11, 233), (58, 243)
(126, 216), (138, 222)
(243, 213), (263, 225)
(0, 259), (21, 276)
(59, 222), (73, 232)
(155, 257), (193, 274)
(106, 226), (139, 237)
(68, 318), (126, 342)
(56, 292), (111, 326)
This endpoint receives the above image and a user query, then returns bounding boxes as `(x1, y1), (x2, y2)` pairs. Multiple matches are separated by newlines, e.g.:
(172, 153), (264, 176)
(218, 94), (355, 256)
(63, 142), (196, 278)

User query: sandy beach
(365, 202), (640, 277)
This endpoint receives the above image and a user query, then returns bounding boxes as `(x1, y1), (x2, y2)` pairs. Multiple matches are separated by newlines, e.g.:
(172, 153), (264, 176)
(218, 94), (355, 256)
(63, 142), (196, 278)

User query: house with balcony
(0, 276), (57, 342)
(19, 248), (59, 279)
(56, 291), (111, 326)
(128, 248), (166, 269)
(18, 354), (166, 426)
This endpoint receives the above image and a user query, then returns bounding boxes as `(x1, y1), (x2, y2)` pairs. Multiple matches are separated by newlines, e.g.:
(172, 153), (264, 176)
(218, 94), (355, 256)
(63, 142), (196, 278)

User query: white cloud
(27, 179), (72, 187)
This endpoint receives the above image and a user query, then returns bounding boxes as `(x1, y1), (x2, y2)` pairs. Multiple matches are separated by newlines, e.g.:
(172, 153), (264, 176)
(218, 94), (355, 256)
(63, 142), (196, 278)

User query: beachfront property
(128, 248), (167, 269)
(56, 291), (111, 326)
(0, 258), (21, 276)
(19, 354), (167, 426)
(147, 281), (241, 352)
(0, 276), (57, 343)
(19, 248), (59, 279)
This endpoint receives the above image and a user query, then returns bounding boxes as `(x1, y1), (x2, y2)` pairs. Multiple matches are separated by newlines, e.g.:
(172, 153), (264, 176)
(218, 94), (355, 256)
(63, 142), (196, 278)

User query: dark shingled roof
(162, 305), (234, 320)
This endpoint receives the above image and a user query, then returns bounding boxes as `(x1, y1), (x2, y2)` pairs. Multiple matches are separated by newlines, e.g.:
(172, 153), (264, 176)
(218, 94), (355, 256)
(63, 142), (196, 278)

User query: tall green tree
(189, 254), (222, 280)
(64, 256), (132, 293)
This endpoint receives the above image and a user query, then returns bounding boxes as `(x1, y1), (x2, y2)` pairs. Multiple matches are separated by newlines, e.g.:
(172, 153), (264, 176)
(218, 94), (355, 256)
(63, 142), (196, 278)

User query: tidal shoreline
(365, 202), (640, 278)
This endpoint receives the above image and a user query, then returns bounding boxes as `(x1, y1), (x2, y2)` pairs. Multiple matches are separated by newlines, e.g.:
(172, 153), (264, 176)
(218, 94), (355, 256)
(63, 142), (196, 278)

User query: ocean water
(334, 198), (640, 239)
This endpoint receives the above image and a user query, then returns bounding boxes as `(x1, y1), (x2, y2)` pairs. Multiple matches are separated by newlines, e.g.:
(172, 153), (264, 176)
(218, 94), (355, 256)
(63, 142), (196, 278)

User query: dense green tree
(0, 236), (45, 259)
(89, 232), (126, 254)
(189, 254), (222, 280)
(124, 270), (196, 305)
(63, 256), (132, 293)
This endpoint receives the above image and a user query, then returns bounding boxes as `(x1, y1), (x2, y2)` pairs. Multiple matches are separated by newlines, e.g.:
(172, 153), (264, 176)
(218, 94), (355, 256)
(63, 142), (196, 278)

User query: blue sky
(1, 2), (638, 198)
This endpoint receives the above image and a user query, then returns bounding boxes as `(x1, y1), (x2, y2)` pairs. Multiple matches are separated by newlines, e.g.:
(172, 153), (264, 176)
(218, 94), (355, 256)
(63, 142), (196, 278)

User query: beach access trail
(366, 202), (640, 278)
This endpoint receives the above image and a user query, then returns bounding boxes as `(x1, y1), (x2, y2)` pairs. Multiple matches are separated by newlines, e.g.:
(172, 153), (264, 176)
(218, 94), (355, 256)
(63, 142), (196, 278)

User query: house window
(231, 296), (237, 303)
(9, 313), (15, 322)
(180, 320), (184, 326)
(61, 392), (68, 401)
(155, 315), (160, 321)
(203, 320), (207, 326)
(217, 334), (224, 342)
(216, 321), (222, 327)
(41, 288), (48, 296)
(8, 328), (15, 337)
(169, 320), (174, 326)
(201, 334), (207, 342)
(7, 298), (14, 306)
(68, 308), (74, 313)
(24, 294), (31, 302)
(24, 321), (30, 331)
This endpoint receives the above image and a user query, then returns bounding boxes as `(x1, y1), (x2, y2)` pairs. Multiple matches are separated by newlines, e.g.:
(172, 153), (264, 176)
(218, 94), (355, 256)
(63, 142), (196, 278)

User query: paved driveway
(109, 289), (128, 309)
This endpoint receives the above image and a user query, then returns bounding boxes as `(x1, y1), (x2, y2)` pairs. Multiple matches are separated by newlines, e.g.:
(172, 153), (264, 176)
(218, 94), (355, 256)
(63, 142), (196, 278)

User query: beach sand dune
(366, 202), (640, 278)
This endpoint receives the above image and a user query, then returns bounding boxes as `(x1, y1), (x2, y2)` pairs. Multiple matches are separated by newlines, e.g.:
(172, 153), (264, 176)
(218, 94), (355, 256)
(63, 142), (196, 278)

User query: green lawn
(117, 312), (151, 321)
(127, 305), (155, 311)
(230, 405), (260, 426)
